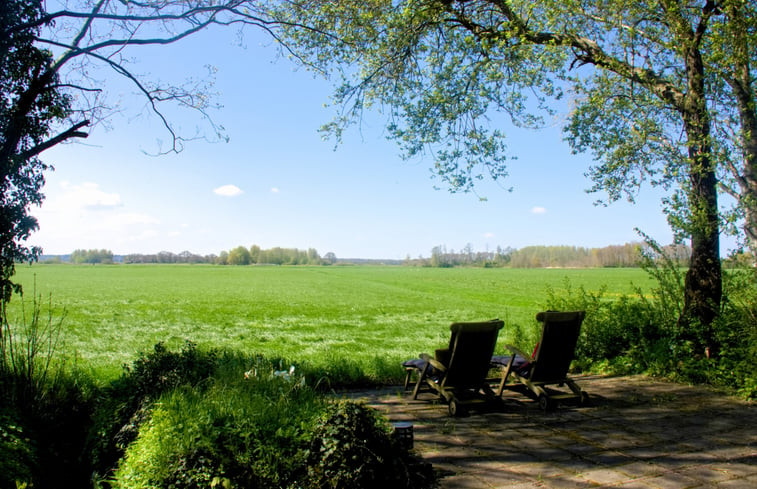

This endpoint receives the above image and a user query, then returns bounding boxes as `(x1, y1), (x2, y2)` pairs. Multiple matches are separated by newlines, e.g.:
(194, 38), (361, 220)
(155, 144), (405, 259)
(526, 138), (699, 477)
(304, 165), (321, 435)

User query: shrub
(546, 261), (757, 399)
(545, 280), (662, 370)
(0, 410), (36, 488)
(306, 400), (429, 489)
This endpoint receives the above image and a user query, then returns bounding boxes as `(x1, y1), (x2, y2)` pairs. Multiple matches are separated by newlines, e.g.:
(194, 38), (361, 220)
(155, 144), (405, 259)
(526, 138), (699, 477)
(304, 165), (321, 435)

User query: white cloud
(483, 232), (495, 239)
(60, 182), (123, 210)
(531, 206), (547, 214)
(270, 187), (280, 194)
(214, 184), (243, 197)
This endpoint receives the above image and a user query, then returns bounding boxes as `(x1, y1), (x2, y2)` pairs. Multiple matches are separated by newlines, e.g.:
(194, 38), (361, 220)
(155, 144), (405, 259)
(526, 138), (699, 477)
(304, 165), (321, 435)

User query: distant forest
(406, 243), (691, 268)
(43, 242), (693, 268)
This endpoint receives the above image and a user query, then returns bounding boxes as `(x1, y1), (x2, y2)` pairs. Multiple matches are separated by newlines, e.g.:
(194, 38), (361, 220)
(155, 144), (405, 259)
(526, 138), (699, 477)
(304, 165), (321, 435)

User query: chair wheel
(538, 394), (553, 411)
(448, 400), (466, 417)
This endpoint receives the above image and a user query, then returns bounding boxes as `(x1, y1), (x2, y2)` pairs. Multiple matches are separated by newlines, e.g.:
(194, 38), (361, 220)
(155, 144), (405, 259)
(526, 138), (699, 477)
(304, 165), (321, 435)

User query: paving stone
(715, 477), (757, 489)
(438, 473), (491, 489)
(578, 466), (633, 485)
(501, 458), (572, 479)
(617, 461), (669, 478)
(601, 435), (645, 450)
(718, 461), (757, 478)
(541, 474), (601, 488)
(614, 478), (665, 488)
(471, 468), (535, 488)
(552, 457), (601, 475)
(644, 471), (704, 489)
(584, 450), (634, 466)
(677, 464), (738, 484)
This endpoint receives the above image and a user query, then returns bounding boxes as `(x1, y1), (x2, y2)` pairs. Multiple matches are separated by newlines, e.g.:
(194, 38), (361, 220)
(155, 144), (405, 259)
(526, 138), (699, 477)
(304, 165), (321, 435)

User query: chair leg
(565, 377), (586, 400)
(403, 368), (413, 391)
(497, 356), (516, 396)
(412, 363), (430, 400)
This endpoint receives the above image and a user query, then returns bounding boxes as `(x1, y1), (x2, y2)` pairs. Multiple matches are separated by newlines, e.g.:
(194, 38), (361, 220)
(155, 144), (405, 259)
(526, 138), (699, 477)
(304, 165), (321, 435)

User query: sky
(31, 23), (731, 261)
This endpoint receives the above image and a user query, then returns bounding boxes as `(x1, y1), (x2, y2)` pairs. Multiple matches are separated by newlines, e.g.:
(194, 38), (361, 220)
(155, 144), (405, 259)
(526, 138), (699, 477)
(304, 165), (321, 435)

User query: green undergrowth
(547, 266), (757, 400)
(3, 339), (434, 489)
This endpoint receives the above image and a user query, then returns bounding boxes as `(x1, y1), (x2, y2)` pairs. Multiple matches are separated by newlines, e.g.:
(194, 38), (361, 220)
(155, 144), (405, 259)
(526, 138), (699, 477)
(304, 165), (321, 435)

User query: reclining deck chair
(491, 311), (587, 411)
(403, 319), (504, 416)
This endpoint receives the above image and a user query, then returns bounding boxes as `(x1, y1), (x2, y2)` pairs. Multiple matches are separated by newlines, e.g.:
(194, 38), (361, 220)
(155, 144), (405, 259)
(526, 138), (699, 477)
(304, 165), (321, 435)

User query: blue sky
(32, 25), (712, 260)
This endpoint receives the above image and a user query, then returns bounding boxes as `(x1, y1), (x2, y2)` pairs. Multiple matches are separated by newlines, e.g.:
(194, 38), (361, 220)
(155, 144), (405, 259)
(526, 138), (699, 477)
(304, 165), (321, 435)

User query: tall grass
(1, 288), (64, 406)
(1, 289), (97, 489)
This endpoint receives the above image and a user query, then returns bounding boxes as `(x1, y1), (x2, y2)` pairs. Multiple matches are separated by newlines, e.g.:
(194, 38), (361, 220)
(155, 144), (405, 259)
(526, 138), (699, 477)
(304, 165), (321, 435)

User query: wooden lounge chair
(491, 311), (588, 411)
(403, 319), (504, 416)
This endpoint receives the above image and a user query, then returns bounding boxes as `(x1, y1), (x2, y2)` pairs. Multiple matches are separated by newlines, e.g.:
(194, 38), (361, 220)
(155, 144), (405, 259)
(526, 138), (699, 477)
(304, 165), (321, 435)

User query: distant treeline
(123, 250), (221, 264)
(50, 242), (692, 268)
(406, 242), (692, 268)
(69, 248), (116, 264)
(123, 246), (337, 266)
(217, 246), (337, 266)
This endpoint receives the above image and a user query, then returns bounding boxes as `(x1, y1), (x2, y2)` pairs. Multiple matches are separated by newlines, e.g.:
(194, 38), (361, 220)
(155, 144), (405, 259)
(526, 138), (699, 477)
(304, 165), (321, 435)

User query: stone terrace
(352, 375), (756, 488)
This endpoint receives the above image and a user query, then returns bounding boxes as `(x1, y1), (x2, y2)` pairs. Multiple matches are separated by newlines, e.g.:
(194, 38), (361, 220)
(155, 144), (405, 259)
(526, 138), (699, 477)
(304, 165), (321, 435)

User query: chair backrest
(529, 311), (585, 382)
(443, 319), (504, 389)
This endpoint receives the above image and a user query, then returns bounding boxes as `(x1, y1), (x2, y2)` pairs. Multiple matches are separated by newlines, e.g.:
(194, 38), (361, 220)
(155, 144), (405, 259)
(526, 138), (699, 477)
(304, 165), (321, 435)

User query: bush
(546, 262), (757, 400)
(306, 400), (429, 489)
(0, 410), (35, 488)
(545, 280), (663, 371)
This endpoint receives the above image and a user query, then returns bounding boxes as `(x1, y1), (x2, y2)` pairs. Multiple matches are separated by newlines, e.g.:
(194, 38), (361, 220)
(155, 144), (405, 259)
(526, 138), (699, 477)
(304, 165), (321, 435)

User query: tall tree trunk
(678, 44), (722, 354)
(680, 148), (722, 353)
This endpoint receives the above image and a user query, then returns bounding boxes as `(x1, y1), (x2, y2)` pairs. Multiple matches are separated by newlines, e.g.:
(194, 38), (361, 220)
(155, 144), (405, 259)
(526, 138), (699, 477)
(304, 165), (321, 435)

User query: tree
(274, 0), (756, 351)
(0, 0), (70, 303)
(250, 244), (262, 264)
(323, 251), (337, 265)
(70, 248), (114, 264)
(1, 0), (292, 301)
(227, 245), (251, 265)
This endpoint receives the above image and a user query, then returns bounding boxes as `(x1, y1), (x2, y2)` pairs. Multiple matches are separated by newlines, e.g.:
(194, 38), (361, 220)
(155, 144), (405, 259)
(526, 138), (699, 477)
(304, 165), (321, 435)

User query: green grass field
(8, 264), (652, 380)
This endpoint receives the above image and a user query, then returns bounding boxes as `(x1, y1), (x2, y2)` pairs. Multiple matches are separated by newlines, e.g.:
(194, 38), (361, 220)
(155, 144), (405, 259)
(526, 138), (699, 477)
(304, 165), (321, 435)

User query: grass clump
(88, 340), (219, 476)
(111, 379), (319, 488)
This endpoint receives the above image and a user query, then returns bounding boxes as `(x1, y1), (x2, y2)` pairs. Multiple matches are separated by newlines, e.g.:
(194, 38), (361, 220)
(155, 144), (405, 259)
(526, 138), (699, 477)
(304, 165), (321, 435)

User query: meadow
(8, 264), (653, 380)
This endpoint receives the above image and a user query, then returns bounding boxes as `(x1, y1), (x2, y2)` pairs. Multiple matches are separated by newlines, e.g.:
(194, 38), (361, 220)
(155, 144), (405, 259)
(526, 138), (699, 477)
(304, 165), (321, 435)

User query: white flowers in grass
(244, 364), (304, 386)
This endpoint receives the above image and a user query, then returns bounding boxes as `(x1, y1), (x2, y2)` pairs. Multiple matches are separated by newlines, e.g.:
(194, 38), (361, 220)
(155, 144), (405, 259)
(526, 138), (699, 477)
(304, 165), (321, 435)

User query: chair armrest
(504, 345), (532, 361)
(420, 353), (447, 372)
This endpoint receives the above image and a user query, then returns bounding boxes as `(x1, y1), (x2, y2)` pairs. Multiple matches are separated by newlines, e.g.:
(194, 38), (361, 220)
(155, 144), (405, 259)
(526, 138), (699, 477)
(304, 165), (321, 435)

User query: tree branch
(19, 120), (91, 161)
(449, 0), (688, 109)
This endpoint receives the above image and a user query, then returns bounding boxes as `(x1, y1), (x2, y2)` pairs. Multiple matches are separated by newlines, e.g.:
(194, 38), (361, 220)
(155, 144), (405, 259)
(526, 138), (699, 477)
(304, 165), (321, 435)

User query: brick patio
(352, 375), (756, 488)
